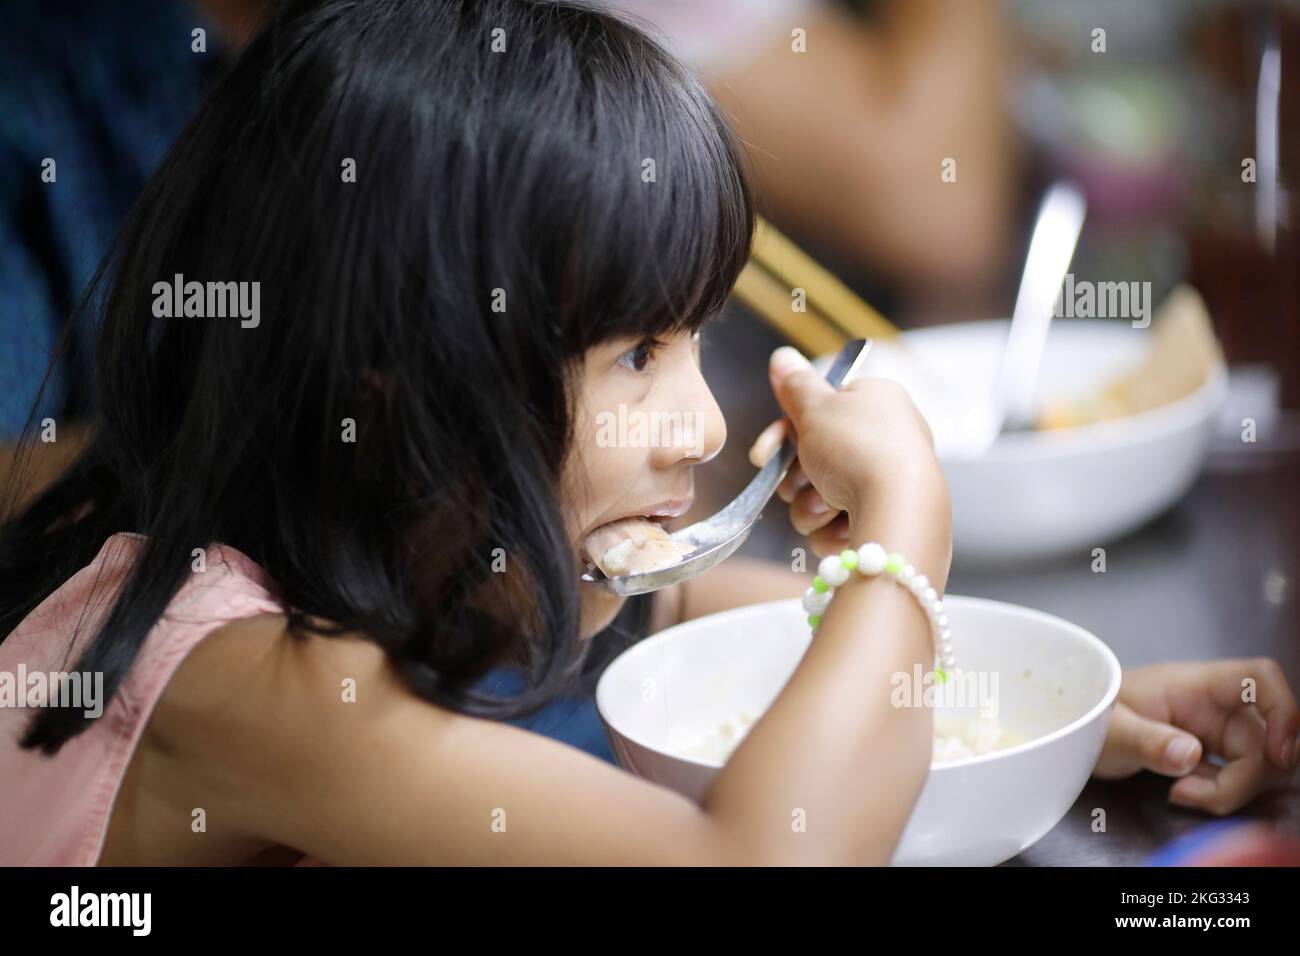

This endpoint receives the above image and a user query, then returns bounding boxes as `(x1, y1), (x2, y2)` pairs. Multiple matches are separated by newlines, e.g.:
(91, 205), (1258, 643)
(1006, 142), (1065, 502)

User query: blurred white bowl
(596, 595), (1122, 866)
(860, 320), (1228, 564)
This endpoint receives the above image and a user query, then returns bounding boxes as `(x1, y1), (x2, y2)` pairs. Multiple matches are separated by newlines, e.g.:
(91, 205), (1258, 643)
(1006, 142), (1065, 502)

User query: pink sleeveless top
(0, 532), (326, 866)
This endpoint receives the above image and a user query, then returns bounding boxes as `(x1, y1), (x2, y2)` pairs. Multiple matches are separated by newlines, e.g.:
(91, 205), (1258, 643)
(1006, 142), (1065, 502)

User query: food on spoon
(1037, 285), (1222, 430)
(585, 516), (696, 577)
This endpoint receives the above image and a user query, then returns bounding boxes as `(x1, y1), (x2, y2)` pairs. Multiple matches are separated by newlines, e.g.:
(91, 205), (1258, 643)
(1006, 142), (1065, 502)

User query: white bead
(923, 587), (938, 605)
(857, 542), (887, 575)
(932, 600), (944, 617)
(899, 564), (916, 584)
(940, 627), (951, 643)
(818, 555), (850, 587)
(943, 654), (957, 670)
(912, 574), (929, 593)
(802, 587), (832, 614)
(937, 614), (949, 629)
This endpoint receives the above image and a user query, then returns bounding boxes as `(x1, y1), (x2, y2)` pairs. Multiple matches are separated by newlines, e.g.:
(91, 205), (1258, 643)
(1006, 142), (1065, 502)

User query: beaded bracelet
(801, 542), (954, 676)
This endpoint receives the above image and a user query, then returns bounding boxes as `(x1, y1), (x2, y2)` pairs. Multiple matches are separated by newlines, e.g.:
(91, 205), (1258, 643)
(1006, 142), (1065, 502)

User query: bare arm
(0, 422), (93, 520)
(705, 0), (1015, 300)
(152, 490), (941, 867)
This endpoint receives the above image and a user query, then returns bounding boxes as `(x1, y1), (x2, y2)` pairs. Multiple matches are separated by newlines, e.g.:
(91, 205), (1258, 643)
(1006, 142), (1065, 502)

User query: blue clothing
(0, 0), (219, 436)
(480, 667), (617, 764)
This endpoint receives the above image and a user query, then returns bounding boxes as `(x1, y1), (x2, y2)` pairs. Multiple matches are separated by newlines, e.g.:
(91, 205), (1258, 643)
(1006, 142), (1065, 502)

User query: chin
(580, 587), (626, 640)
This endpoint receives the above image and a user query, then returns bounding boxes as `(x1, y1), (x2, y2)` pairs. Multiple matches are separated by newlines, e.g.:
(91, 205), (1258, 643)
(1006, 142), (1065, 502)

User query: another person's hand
(1094, 659), (1300, 814)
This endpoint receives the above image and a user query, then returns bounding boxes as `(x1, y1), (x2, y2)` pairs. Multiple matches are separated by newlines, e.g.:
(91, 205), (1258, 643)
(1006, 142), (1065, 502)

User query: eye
(616, 337), (665, 373)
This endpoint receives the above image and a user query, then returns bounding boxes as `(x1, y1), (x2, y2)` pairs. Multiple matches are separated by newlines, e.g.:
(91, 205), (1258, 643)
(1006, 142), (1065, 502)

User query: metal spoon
(581, 338), (873, 596)
(949, 181), (1087, 455)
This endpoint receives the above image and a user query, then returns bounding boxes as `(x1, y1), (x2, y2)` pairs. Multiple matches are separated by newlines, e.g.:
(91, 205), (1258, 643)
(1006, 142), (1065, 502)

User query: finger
(1243, 659), (1300, 769)
(807, 514), (852, 559)
(777, 462), (810, 504)
(788, 485), (841, 537)
(1168, 751), (1276, 815)
(1167, 709), (1290, 814)
(748, 419), (788, 469)
(769, 347), (833, 428)
(1174, 659), (1300, 771)
(1094, 703), (1203, 780)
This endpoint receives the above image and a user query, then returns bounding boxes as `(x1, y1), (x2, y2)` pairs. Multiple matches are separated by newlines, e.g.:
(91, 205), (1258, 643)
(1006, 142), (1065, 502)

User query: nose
(652, 359), (726, 467)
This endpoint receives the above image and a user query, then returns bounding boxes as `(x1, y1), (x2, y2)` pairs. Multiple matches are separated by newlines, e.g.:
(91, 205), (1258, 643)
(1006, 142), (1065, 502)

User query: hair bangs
(544, 8), (756, 353)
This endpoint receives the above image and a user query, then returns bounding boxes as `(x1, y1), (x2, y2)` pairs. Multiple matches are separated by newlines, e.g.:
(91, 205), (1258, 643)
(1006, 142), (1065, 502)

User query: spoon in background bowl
(947, 181), (1088, 457)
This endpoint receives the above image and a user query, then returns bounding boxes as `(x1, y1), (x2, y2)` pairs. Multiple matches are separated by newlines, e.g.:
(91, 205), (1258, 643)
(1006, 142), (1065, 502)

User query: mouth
(639, 497), (695, 522)
(582, 497), (697, 578)
(593, 497), (694, 532)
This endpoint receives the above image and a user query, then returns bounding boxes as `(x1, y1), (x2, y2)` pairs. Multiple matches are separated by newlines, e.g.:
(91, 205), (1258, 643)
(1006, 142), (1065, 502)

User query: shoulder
(144, 612), (448, 840)
(150, 612), (418, 754)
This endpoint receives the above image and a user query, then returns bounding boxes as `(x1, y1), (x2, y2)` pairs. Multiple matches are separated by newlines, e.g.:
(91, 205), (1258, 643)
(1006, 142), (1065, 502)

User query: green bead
(839, 549), (858, 571)
(933, 668), (948, 684)
(812, 576), (829, 593)
(807, 613), (822, 629)
(884, 552), (904, 575)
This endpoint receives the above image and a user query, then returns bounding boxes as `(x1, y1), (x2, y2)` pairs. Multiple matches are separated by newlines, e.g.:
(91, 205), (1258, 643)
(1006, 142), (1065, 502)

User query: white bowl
(596, 595), (1122, 866)
(860, 320), (1228, 564)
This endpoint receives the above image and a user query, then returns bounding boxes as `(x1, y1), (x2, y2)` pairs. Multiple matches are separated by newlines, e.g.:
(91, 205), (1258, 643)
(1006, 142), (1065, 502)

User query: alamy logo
(1054, 274), (1151, 328)
(595, 404), (704, 458)
(152, 273), (260, 328)
(890, 664), (1000, 718)
(50, 886), (151, 936)
(0, 666), (104, 718)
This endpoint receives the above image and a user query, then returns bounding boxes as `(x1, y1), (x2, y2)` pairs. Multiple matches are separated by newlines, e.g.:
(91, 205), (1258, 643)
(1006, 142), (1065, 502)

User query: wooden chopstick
(732, 216), (901, 354)
(731, 264), (847, 357)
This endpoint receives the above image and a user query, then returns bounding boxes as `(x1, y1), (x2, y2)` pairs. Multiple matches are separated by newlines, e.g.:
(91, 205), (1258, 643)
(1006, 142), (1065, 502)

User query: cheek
(591, 442), (646, 491)
(565, 419), (649, 530)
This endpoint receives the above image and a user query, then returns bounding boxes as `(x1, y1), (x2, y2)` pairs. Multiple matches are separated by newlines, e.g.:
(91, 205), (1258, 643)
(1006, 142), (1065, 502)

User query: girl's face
(564, 329), (727, 637)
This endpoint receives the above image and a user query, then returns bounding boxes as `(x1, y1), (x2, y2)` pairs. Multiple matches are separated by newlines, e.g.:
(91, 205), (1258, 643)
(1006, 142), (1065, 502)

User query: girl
(1, 0), (1296, 866)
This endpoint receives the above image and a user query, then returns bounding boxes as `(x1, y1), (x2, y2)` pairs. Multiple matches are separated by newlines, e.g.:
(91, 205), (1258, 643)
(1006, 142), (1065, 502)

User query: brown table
(699, 313), (1300, 865)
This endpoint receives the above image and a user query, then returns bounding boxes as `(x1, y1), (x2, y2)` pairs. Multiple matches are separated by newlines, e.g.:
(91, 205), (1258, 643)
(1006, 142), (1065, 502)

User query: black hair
(0, 0), (754, 753)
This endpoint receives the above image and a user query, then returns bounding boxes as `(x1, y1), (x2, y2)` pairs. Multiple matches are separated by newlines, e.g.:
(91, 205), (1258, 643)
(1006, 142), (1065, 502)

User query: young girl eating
(1, 0), (1296, 866)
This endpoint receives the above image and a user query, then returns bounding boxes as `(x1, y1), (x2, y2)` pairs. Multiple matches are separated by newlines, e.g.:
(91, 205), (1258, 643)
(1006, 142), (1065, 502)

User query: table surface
(697, 313), (1300, 866)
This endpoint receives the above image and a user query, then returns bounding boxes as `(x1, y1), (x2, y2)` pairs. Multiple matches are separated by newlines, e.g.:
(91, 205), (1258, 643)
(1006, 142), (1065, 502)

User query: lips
(589, 496), (694, 531)
(631, 497), (695, 522)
